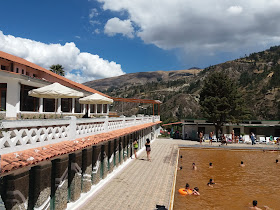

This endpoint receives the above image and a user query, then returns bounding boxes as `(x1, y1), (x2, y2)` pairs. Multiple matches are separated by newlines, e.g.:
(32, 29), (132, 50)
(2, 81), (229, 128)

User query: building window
(103, 104), (108, 113)
(26, 72), (29, 76)
(97, 104), (102, 113)
(16, 68), (19, 73)
(22, 69), (24, 74)
(20, 85), (39, 112)
(75, 98), (82, 113)
(43, 98), (55, 112)
(33, 74), (36, 78)
(61, 98), (72, 112)
(90, 104), (96, 113)
(1, 65), (6, 70)
(0, 83), (7, 111)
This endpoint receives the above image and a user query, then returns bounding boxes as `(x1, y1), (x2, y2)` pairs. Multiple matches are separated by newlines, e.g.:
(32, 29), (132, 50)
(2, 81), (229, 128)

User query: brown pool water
(173, 148), (280, 210)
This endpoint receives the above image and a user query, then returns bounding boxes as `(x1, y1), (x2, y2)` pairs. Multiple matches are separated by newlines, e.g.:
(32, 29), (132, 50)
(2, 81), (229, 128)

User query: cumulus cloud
(104, 17), (134, 38)
(98, 0), (280, 55)
(227, 6), (243, 15)
(0, 31), (125, 83)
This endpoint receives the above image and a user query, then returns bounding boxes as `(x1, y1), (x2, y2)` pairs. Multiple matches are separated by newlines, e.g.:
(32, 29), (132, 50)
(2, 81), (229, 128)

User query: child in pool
(207, 179), (215, 187)
(192, 187), (200, 196)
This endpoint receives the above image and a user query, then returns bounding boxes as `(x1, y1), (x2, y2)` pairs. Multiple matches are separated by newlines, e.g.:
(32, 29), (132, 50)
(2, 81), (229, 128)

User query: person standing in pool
(209, 162), (213, 168)
(133, 139), (138, 159)
(192, 163), (197, 170)
(240, 161), (245, 167)
(145, 138), (151, 161)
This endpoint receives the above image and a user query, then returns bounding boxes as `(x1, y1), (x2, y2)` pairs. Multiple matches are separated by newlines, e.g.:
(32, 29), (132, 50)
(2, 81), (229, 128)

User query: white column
(101, 104), (103, 114)
(107, 104), (109, 115)
(94, 104), (97, 114)
(72, 98), (75, 113)
(57, 98), (61, 113)
(6, 80), (21, 119)
(83, 104), (86, 114)
(39, 98), (43, 113)
(87, 104), (90, 117)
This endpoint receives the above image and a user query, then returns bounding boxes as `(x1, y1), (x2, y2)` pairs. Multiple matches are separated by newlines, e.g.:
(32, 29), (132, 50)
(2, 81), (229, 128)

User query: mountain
(83, 69), (202, 92)
(83, 46), (280, 123)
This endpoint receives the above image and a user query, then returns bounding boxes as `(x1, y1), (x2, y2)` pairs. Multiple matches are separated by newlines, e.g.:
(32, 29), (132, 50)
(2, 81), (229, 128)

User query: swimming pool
(173, 148), (280, 209)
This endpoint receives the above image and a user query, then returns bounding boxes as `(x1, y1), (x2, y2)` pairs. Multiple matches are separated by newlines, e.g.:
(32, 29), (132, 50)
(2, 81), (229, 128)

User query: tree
(199, 72), (250, 137)
(50, 64), (65, 76)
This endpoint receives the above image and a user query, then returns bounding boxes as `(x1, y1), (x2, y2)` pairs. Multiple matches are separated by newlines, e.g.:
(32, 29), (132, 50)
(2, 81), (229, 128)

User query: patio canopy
(28, 82), (84, 98)
(79, 93), (113, 104)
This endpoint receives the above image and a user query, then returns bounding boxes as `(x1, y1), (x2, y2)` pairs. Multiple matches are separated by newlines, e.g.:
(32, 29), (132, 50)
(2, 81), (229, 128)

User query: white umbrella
(28, 82), (84, 114)
(79, 93), (113, 104)
(28, 82), (84, 98)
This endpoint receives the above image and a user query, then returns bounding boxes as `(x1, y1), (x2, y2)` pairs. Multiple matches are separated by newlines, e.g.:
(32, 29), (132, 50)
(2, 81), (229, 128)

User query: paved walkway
(81, 138), (179, 210)
(79, 139), (280, 210)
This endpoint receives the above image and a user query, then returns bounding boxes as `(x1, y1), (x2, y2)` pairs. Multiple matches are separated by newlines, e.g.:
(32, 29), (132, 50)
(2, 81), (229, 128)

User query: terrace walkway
(71, 139), (280, 210)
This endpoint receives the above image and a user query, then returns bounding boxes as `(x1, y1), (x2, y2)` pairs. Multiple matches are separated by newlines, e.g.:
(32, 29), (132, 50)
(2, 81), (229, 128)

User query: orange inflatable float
(178, 188), (193, 195)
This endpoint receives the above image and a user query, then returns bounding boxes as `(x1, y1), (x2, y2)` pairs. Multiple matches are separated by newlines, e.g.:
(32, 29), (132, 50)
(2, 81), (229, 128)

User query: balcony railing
(0, 115), (160, 155)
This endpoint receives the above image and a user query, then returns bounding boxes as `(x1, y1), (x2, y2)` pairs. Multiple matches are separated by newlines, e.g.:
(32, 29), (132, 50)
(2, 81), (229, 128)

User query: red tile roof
(0, 51), (110, 98)
(0, 121), (161, 174)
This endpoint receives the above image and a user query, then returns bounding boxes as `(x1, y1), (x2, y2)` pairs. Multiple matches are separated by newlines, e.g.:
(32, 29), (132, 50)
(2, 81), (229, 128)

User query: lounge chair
(244, 135), (251, 144)
(259, 136), (267, 144)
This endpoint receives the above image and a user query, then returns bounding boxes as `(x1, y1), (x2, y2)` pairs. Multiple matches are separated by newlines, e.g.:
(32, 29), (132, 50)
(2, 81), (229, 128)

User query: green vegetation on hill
(84, 46), (280, 124)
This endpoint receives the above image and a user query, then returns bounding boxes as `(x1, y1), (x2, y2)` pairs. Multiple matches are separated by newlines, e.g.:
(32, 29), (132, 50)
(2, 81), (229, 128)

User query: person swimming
(276, 159), (279, 163)
(209, 162), (213, 168)
(192, 163), (197, 170)
(192, 187), (200, 196)
(250, 200), (262, 210)
(207, 178), (215, 187)
(184, 183), (193, 194)
(240, 161), (245, 167)
(178, 166), (183, 170)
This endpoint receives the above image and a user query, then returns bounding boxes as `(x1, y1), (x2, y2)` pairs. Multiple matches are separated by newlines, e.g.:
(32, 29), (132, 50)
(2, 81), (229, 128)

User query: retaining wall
(0, 124), (160, 210)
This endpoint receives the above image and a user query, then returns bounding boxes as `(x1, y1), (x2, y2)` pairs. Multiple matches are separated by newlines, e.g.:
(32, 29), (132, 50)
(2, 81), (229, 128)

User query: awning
(162, 122), (183, 126)
(79, 93), (113, 104)
(28, 82), (84, 98)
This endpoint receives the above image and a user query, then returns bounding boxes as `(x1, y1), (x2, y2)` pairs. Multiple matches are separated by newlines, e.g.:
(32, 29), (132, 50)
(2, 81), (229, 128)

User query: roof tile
(0, 121), (161, 174)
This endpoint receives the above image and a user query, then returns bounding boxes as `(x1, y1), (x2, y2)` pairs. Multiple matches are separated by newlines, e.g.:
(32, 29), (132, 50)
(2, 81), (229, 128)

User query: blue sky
(1, 0), (280, 83)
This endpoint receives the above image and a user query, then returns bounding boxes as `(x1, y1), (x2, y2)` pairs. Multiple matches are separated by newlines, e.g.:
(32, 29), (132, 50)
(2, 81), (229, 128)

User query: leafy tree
(50, 64), (65, 76)
(199, 72), (250, 137)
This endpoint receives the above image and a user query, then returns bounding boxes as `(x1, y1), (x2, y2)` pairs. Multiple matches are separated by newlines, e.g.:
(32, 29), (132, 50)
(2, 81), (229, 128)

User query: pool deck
(73, 139), (280, 210)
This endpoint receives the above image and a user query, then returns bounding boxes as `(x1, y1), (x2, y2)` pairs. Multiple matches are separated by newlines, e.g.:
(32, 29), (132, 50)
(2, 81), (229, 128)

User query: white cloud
(89, 20), (101, 26)
(94, 29), (100, 34)
(89, 8), (98, 19)
(0, 31), (125, 83)
(227, 6), (243, 15)
(75, 36), (81, 39)
(98, 0), (280, 54)
(104, 17), (134, 38)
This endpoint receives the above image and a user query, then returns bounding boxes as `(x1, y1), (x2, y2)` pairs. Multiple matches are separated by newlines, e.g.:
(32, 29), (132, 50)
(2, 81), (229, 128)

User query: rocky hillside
(83, 69), (202, 92)
(84, 46), (280, 123)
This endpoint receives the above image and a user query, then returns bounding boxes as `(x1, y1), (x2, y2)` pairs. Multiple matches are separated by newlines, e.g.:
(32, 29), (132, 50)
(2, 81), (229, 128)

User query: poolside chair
(243, 135), (251, 144)
(259, 136), (267, 144)
(212, 135), (217, 142)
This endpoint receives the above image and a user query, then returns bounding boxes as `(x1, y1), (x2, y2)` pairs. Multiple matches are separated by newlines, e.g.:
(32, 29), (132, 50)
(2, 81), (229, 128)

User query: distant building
(182, 119), (280, 140)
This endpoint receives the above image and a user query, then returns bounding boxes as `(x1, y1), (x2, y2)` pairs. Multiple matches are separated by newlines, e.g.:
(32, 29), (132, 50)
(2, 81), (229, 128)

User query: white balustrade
(0, 115), (160, 154)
